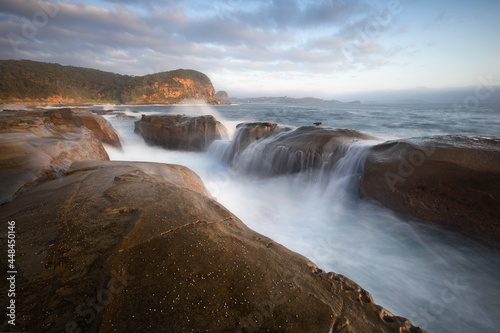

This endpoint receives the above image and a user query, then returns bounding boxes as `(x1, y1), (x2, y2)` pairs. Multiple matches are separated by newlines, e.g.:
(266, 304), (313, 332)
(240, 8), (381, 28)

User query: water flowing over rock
(214, 122), (380, 176)
(0, 108), (116, 204)
(234, 122), (282, 149)
(0, 161), (425, 333)
(134, 114), (228, 151)
(361, 135), (500, 247)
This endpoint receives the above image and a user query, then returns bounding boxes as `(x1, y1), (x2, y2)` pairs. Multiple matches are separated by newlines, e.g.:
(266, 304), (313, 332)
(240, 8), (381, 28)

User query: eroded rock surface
(0, 108), (119, 204)
(0, 161), (424, 333)
(72, 110), (122, 148)
(361, 135), (500, 247)
(134, 114), (228, 151)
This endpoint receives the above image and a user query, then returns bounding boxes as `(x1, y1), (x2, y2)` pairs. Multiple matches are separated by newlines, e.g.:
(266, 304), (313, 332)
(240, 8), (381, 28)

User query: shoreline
(0, 108), (426, 332)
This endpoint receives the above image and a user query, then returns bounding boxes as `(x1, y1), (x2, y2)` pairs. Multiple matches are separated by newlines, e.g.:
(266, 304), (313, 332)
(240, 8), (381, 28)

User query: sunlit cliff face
(135, 78), (216, 104)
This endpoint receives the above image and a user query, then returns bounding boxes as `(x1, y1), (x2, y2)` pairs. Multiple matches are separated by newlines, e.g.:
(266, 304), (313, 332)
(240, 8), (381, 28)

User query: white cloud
(1, 0), (498, 96)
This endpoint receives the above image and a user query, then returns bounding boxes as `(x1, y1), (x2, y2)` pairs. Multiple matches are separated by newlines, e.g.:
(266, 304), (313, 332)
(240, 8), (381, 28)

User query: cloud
(299, 0), (373, 28)
(0, 0), (409, 85)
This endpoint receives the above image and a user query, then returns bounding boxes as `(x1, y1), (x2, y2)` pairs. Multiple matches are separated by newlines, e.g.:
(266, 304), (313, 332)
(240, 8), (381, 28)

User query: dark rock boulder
(134, 114), (228, 151)
(0, 109), (113, 204)
(361, 135), (500, 247)
(0, 161), (424, 333)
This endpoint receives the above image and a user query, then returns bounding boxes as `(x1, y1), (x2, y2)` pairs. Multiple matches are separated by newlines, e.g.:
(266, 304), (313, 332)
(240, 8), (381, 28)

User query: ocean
(93, 102), (500, 333)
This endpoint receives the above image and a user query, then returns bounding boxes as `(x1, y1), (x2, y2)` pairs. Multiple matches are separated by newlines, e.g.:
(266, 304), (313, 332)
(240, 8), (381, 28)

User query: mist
(99, 104), (500, 333)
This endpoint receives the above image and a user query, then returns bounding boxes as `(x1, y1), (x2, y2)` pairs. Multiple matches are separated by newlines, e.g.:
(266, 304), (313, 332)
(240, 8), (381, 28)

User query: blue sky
(0, 0), (499, 101)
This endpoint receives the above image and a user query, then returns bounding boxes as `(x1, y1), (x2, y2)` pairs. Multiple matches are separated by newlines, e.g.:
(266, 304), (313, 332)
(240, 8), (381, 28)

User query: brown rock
(0, 161), (424, 333)
(43, 108), (121, 148)
(0, 109), (116, 204)
(134, 114), (228, 151)
(233, 122), (281, 151)
(361, 135), (500, 247)
(45, 108), (82, 126)
(229, 124), (380, 175)
(72, 110), (122, 148)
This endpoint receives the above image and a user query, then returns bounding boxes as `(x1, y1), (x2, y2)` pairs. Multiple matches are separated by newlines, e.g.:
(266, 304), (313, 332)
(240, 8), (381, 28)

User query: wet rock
(233, 122), (282, 151)
(71, 110), (122, 148)
(0, 161), (424, 333)
(361, 135), (500, 247)
(228, 124), (380, 175)
(134, 114), (228, 151)
(43, 108), (121, 148)
(0, 109), (118, 204)
(45, 108), (82, 126)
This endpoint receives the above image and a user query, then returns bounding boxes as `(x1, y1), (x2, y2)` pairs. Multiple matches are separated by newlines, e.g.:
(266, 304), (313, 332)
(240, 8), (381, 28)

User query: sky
(0, 0), (499, 101)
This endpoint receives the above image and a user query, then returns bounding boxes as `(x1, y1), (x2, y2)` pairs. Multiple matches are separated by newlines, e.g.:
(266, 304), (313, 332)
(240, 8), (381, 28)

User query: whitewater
(94, 102), (500, 333)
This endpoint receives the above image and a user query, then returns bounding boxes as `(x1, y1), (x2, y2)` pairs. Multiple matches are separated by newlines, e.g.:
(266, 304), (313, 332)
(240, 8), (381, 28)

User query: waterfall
(208, 123), (378, 195)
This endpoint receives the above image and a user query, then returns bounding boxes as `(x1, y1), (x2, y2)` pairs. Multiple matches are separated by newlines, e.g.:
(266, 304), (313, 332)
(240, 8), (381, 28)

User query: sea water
(94, 103), (500, 333)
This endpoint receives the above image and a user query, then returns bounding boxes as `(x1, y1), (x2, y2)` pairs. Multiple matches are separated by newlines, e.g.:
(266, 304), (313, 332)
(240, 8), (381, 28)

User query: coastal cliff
(0, 60), (221, 105)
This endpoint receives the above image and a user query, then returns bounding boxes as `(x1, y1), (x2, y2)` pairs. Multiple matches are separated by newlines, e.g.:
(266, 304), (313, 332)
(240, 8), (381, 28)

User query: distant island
(229, 96), (360, 104)
(0, 60), (223, 105)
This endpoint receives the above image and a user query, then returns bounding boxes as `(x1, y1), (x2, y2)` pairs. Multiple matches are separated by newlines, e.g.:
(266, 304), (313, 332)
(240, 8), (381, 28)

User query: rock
(43, 108), (121, 148)
(134, 114), (228, 151)
(0, 161), (424, 333)
(215, 90), (230, 104)
(211, 122), (290, 165)
(361, 135), (500, 247)
(227, 123), (380, 175)
(0, 109), (116, 204)
(72, 110), (122, 148)
(233, 122), (281, 151)
(45, 108), (83, 126)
